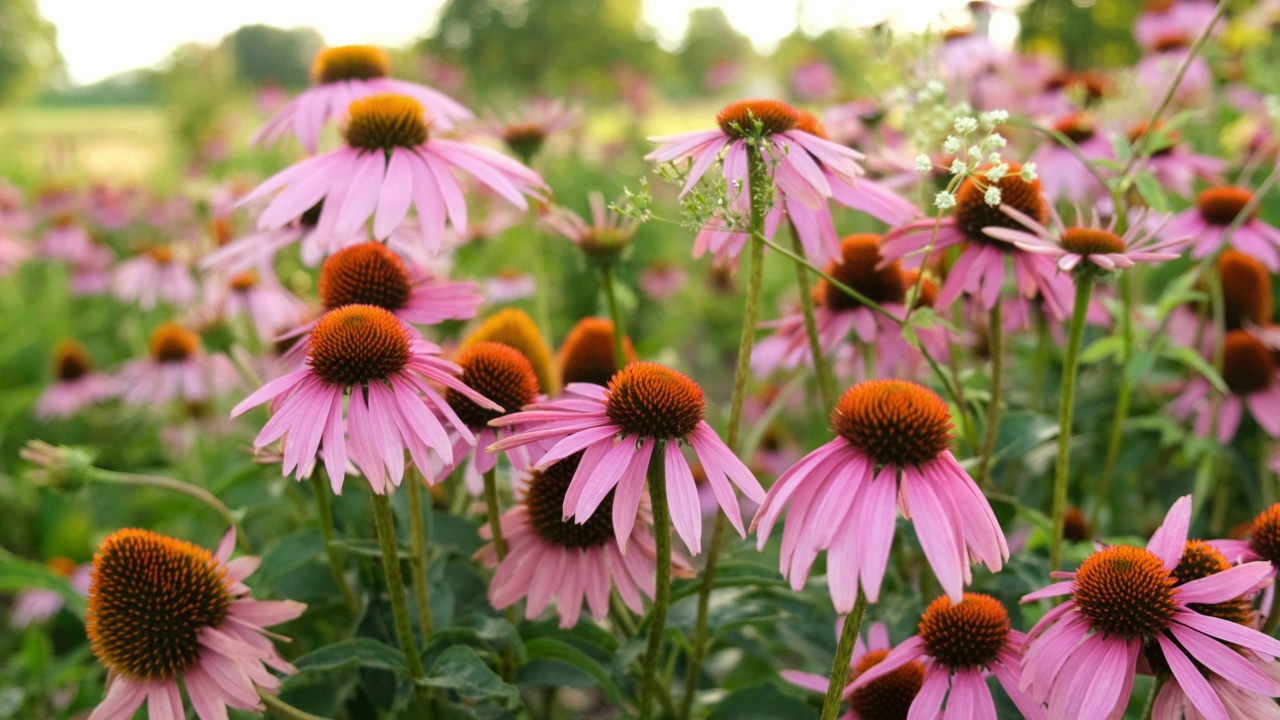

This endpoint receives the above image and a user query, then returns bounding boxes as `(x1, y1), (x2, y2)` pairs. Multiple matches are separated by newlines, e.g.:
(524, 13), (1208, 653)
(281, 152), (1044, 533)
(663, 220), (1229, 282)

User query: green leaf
(1079, 336), (1123, 364)
(0, 553), (86, 620)
(294, 638), (408, 674)
(1164, 346), (1229, 393)
(707, 681), (817, 720)
(524, 638), (621, 703)
(422, 646), (518, 702)
(1133, 172), (1171, 214)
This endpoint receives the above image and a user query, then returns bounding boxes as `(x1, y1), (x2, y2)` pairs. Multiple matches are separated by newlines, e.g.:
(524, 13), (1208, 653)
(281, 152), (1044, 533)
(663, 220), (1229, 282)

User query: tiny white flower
(925, 80), (945, 97)
(1020, 163), (1038, 182)
(987, 152), (1003, 164)
(942, 135), (961, 154)
(984, 186), (1002, 206)
(914, 154), (933, 173)
(934, 191), (957, 210)
(949, 159), (969, 176)
(983, 133), (1007, 149)
(984, 109), (1009, 126)
(968, 145), (983, 159)
(985, 163), (1008, 182)
(954, 116), (979, 134)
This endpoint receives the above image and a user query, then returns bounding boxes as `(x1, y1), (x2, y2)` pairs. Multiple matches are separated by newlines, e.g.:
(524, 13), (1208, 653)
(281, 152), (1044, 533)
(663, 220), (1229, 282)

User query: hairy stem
(818, 590), (869, 720)
(312, 470), (360, 613)
(366, 486), (429, 705)
(404, 470), (435, 642)
(95, 469), (250, 553)
(976, 298), (1005, 489)
(638, 442), (671, 719)
(1049, 274), (1096, 571)
(788, 220), (838, 408)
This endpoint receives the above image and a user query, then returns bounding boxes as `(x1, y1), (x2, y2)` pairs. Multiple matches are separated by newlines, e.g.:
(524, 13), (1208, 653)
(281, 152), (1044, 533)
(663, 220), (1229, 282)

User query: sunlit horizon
(42, 0), (1003, 86)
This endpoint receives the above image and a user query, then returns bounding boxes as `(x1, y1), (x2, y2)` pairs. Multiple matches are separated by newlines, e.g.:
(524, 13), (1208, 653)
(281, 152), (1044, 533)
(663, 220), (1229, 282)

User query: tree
(0, 0), (62, 105)
(225, 24), (324, 89)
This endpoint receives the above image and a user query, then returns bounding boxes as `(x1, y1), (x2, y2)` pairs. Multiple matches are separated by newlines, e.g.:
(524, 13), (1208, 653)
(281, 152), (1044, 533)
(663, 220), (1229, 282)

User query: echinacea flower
(461, 309), (558, 395)
(984, 204), (1184, 273)
(483, 269), (536, 303)
(1153, 652), (1280, 720)
(252, 45), (471, 153)
(638, 260), (686, 301)
(10, 558), (89, 628)
(1164, 186), (1280, 270)
(1135, 0), (1218, 52)
(85, 528), (304, 720)
(439, 341), (541, 495)
(203, 269), (309, 342)
(1167, 249), (1272, 353)
(558, 317), (634, 387)
(35, 339), (117, 420)
(200, 203), (325, 274)
(541, 191), (638, 263)
(476, 97), (580, 162)
(881, 163), (1073, 315)
(476, 452), (693, 628)
(1021, 495), (1280, 720)
(1137, 32), (1212, 106)
(1128, 121), (1225, 197)
(1213, 503), (1280, 618)
(319, 241), (480, 327)
(783, 621), (924, 720)
(118, 323), (238, 407)
(39, 216), (94, 260)
(113, 245), (198, 310)
(1030, 112), (1112, 203)
(489, 362), (765, 554)
(242, 93), (545, 253)
(232, 304), (499, 492)
(0, 225), (29, 277)
(753, 379), (1007, 609)
(848, 594), (1042, 719)
(1169, 329), (1280, 442)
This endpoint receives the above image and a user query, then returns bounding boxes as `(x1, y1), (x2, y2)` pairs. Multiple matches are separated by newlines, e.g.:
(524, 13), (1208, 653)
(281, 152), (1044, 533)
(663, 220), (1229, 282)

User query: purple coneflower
(1169, 329), (1280, 443)
(1030, 113), (1112, 203)
(35, 339), (117, 420)
(782, 621), (924, 720)
(984, 204), (1184, 272)
(1128, 121), (1225, 197)
(117, 323), (237, 407)
(1164, 186), (1280, 270)
(10, 558), (89, 628)
(541, 191), (638, 262)
(113, 245), (198, 310)
(476, 97), (580, 162)
(203, 268), (309, 342)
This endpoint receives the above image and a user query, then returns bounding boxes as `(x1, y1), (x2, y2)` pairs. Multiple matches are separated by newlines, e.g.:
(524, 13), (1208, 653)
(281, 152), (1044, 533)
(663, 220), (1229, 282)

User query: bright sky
(43, 0), (996, 86)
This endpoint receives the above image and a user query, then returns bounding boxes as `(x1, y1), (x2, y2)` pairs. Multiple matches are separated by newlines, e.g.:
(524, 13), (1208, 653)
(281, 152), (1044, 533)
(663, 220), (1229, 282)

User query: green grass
(0, 105), (171, 186)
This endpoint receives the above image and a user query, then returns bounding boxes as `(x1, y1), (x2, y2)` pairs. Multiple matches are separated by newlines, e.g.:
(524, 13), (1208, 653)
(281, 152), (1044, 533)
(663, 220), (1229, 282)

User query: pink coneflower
(881, 163), (1073, 316)
(113, 245), (199, 310)
(984, 204), (1184, 272)
(85, 527), (305, 720)
(541, 191), (638, 262)
(200, 203), (325, 274)
(821, 100), (882, 148)
(243, 94), (545, 255)
(1135, 0), (1217, 51)
(476, 98), (580, 162)
(252, 45), (471, 153)
(484, 269), (536, 303)
(489, 362), (765, 555)
(752, 234), (909, 376)
(1164, 186), (1280, 270)
(0, 225), (29, 277)
(1128, 121), (1225, 197)
(39, 216), (95, 261)
(1169, 329), (1280, 442)
(69, 241), (114, 296)
(1030, 113), (1112, 203)
(477, 452), (693, 628)
(1138, 33), (1212, 106)
(232, 304), (498, 492)
(753, 380), (1007, 609)
(203, 269), (309, 341)
(1153, 652), (1280, 720)
(1021, 495), (1280, 720)
(783, 621), (924, 720)
(35, 339), (117, 420)
(10, 557), (89, 628)
(847, 594), (1042, 719)
(637, 260), (686, 301)
(938, 28), (1006, 83)
(790, 59), (837, 101)
(1214, 503), (1280, 619)
(118, 323), (238, 407)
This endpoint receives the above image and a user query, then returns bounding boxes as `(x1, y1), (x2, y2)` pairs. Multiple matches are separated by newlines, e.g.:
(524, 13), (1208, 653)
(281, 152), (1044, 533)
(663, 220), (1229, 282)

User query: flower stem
(680, 147), (771, 719)
(366, 485), (429, 702)
(312, 470), (360, 613)
(788, 220), (837, 408)
(482, 468), (508, 560)
(1264, 601), (1280, 636)
(1049, 273), (1096, 571)
(638, 441), (671, 719)
(599, 263), (629, 371)
(258, 690), (335, 720)
(976, 298), (1005, 489)
(1141, 676), (1167, 720)
(818, 590), (869, 720)
(1095, 272), (1134, 528)
(94, 468), (251, 553)
(404, 469), (435, 642)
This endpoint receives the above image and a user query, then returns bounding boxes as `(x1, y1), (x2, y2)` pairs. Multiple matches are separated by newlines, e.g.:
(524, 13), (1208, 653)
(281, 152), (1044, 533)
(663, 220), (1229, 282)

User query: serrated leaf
(422, 646), (518, 702)
(524, 638), (621, 703)
(294, 638), (408, 674)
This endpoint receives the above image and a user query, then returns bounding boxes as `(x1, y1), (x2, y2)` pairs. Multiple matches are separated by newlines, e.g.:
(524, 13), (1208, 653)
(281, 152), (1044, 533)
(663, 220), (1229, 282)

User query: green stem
(1141, 676), (1167, 720)
(760, 235), (900, 325)
(788, 220), (838, 408)
(1095, 272), (1134, 529)
(1049, 273), (1096, 571)
(528, 208), (553, 342)
(599, 263), (629, 372)
(861, 342), (877, 381)
(818, 590), (869, 720)
(482, 468), (509, 561)
(258, 689), (335, 720)
(312, 471), (360, 613)
(680, 145), (770, 720)
(404, 470), (435, 642)
(976, 298), (1005, 489)
(94, 469), (250, 553)
(638, 442), (671, 719)
(1264, 601), (1280, 636)
(366, 486), (429, 704)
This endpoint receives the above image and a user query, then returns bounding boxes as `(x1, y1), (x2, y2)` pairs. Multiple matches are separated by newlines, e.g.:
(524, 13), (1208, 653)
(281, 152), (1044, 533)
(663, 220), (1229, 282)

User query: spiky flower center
(1172, 540), (1255, 625)
(954, 163), (1047, 246)
(87, 529), (231, 680)
(319, 242), (412, 312)
(446, 341), (538, 428)
(605, 362), (706, 439)
(794, 110), (828, 139)
(312, 45), (391, 85)
(1059, 228), (1125, 256)
(716, 99), (800, 139)
(344, 94), (429, 152)
(148, 323), (200, 363)
(578, 228), (630, 257)
(819, 235), (907, 313)
(1063, 507), (1090, 543)
(903, 271), (938, 310)
(1248, 504), (1280, 567)
(918, 593), (1010, 669)
(848, 648), (924, 720)
(1072, 545), (1177, 640)
(1222, 330), (1275, 395)
(830, 380), (954, 468)
(1197, 187), (1256, 226)
(463, 309), (557, 395)
(1219, 250), (1272, 330)
(525, 453), (615, 549)
(502, 123), (548, 159)
(560, 317), (629, 387)
(1152, 32), (1190, 52)
(229, 269), (258, 292)
(1053, 113), (1096, 144)
(307, 305), (411, 387)
(145, 245), (175, 264)
(53, 339), (93, 381)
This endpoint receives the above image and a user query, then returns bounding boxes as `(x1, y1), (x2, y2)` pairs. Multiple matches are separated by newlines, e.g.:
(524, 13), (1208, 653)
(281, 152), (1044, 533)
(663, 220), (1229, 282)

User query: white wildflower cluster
(932, 109), (1013, 211)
